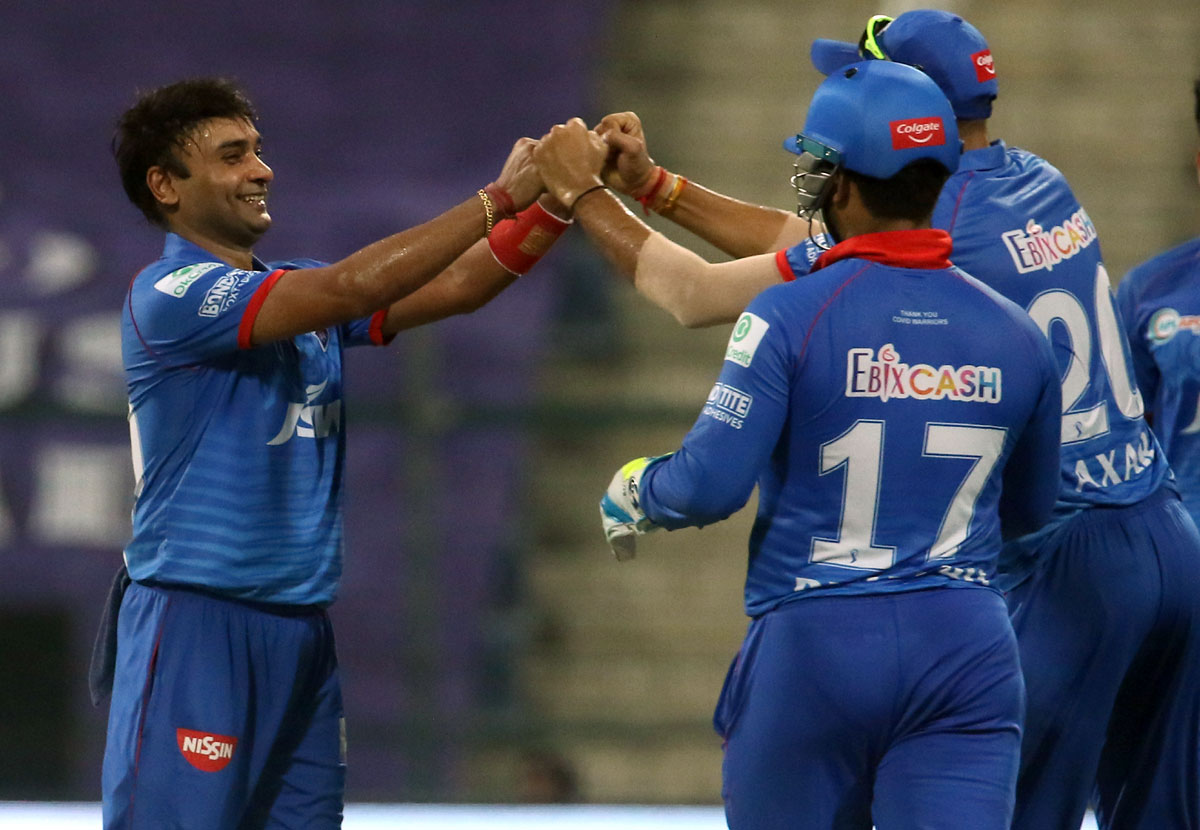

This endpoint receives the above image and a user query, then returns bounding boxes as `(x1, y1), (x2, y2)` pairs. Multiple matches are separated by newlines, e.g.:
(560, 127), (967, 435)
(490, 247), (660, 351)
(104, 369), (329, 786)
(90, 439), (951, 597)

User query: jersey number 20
(1026, 264), (1143, 444)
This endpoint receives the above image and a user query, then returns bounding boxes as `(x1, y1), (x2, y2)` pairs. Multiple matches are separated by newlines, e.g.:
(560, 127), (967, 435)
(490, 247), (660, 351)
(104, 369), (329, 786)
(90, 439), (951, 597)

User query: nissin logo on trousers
(890, 118), (945, 150)
(177, 728), (238, 772)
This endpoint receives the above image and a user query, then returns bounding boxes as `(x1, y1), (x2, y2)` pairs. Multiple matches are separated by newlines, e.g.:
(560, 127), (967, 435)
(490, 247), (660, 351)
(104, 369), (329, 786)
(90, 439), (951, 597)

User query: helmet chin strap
(803, 212), (831, 251)
(791, 154), (841, 250)
(818, 206), (845, 249)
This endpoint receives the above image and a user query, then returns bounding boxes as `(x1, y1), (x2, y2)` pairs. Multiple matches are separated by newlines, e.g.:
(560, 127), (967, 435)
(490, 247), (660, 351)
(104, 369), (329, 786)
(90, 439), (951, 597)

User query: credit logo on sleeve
(153, 262), (222, 298)
(725, 312), (769, 367)
(177, 728), (238, 772)
(845, 343), (1002, 403)
(890, 118), (946, 150)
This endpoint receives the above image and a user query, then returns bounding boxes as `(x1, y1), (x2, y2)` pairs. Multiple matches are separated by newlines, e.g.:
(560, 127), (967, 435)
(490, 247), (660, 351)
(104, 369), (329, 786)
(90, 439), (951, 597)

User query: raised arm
(597, 111), (814, 257)
(379, 195), (571, 335)
(535, 119), (783, 328)
(247, 137), (544, 346)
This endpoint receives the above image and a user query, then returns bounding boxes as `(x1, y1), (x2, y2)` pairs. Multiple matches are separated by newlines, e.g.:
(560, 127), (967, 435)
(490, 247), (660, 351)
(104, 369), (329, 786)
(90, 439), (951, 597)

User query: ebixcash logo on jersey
(845, 343), (1002, 403)
(1001, 209), (1097, 274)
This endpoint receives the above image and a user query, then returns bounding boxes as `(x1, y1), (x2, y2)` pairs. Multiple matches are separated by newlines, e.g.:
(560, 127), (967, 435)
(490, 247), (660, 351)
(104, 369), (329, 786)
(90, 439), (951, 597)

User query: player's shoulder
(970, 144), (1071, 195)
(760, 255), (866, 305)
(950, 265), (1048, 340)
(133, 257), (240, 304)
(1002, 144), (1064, 177)
(1124, 236), (1200, 293)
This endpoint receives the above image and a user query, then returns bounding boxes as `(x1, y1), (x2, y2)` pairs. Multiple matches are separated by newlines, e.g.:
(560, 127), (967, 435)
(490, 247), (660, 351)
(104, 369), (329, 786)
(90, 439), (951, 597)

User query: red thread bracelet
(634, 166), (668, 215)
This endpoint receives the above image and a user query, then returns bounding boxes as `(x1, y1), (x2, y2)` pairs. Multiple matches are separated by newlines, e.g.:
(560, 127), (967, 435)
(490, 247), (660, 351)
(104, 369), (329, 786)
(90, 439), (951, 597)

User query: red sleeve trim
(368, 309), (394, 346)
(775, 249), (797, 282)
(237, 268), (288, 349)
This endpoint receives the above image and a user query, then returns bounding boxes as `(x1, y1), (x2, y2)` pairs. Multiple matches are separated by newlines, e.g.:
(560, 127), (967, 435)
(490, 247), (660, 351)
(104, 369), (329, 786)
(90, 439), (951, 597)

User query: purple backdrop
(0, 1), (610, 801)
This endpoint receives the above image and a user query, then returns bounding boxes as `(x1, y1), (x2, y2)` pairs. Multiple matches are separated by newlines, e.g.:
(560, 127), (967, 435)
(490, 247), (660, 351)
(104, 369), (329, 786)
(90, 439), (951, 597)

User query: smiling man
(100, 77), (568, 829)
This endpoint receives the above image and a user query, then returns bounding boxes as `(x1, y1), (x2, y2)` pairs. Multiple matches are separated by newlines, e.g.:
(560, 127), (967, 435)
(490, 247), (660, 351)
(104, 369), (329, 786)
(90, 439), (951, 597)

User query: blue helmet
(811, 10), (998, 121)
(784, 60), (960, 216)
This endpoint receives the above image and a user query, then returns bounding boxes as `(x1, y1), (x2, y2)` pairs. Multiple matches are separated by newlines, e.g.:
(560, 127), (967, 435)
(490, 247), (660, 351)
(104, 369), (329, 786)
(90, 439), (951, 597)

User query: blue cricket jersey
(931, 141), (1171, 582)
(644, 230), (1062, 617)
(1117, 236), (1200, 525)
(121, 233), (389, 606)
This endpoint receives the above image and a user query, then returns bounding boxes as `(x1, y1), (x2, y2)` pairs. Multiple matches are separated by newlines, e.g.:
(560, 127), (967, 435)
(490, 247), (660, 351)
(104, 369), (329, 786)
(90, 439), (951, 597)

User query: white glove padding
(599, 454), (671, 561)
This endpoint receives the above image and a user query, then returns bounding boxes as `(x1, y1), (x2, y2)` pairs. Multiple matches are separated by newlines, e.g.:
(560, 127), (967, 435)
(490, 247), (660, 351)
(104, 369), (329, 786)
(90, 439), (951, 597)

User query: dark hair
(113, 77), (257, 227)
(844, 158), (952, 223)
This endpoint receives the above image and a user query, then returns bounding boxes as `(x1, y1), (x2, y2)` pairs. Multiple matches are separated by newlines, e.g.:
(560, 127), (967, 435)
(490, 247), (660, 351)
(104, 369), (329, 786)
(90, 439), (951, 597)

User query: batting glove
(600, 454), (671, 561)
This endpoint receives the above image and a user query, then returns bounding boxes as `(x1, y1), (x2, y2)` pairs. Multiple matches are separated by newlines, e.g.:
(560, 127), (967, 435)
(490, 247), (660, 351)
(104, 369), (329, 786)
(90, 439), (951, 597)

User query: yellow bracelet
(657, 174), (688, 214)
(478, 188), (496, 236)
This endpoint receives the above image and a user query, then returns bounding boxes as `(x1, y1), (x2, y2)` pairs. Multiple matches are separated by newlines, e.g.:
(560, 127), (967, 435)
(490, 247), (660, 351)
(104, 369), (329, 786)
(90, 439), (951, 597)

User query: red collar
(811, 229), (953, 273)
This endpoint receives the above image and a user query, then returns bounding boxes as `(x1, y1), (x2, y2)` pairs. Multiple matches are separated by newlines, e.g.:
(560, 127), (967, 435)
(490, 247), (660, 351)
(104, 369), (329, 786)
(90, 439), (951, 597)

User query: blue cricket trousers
(102, 582), (345, 829)
(716, 587), (1023, 830)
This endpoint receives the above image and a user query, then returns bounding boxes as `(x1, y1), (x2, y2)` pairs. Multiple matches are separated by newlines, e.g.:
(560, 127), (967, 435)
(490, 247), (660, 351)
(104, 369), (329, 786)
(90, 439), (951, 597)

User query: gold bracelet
(657, 174), (688, 214)
(478, 188), (495, 236)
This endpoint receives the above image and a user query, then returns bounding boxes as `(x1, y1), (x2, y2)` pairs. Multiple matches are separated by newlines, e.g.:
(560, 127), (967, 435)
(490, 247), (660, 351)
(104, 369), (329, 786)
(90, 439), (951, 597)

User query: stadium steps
(487, 0), (815, 803)
(490, 284), (752, 804)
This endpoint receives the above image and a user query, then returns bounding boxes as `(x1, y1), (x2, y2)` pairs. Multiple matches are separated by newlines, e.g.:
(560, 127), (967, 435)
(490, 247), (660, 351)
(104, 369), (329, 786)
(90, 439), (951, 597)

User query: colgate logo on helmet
(973, 49), (996, 81)
(890, 118), (946, 150)
(177, 728), (238, 772)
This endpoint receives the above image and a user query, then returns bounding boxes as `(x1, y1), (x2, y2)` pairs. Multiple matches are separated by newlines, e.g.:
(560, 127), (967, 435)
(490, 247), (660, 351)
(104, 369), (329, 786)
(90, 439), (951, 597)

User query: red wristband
(634, 166), (668, 215)
(484, 183), (517, 219)
(488, 201), (572, 275)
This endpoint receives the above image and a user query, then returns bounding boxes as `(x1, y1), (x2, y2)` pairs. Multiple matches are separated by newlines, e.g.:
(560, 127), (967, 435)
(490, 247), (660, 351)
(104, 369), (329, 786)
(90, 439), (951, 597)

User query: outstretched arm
(247, 137), (545, 346)
(379, 195), (571, 335)
(536, 119), (783, 328)
(596, 112), (815, 257)
(576, 191), (784, 328)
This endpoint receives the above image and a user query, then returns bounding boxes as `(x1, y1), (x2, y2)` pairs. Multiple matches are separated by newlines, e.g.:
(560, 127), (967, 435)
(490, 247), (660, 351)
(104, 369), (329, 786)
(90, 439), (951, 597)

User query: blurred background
(1, 0), (1197, 809)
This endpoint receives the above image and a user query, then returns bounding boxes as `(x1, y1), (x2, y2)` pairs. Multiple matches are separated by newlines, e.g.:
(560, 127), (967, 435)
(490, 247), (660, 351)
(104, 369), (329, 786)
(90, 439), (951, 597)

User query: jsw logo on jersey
(268, 380), (342, 445)
(890, 117), (946, 151)
(972, 49), (996, 82)
(845, 343), (1002, 403)
(1001, 209), (1098, 274)
(177, 727), (238, 772)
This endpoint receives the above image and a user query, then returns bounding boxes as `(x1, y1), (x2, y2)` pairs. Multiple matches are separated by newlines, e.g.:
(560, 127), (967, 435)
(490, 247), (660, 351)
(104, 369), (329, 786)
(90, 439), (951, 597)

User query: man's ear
(829, 170), (853, 209)
(146, 165), (180, 210)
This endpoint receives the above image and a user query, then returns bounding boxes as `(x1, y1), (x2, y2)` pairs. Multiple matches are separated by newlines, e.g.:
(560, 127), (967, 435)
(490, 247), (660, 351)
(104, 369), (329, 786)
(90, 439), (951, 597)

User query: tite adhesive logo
(177, 728), (238, 772)
(972, 49), (996, 82)
(890, 118), (945, 150)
